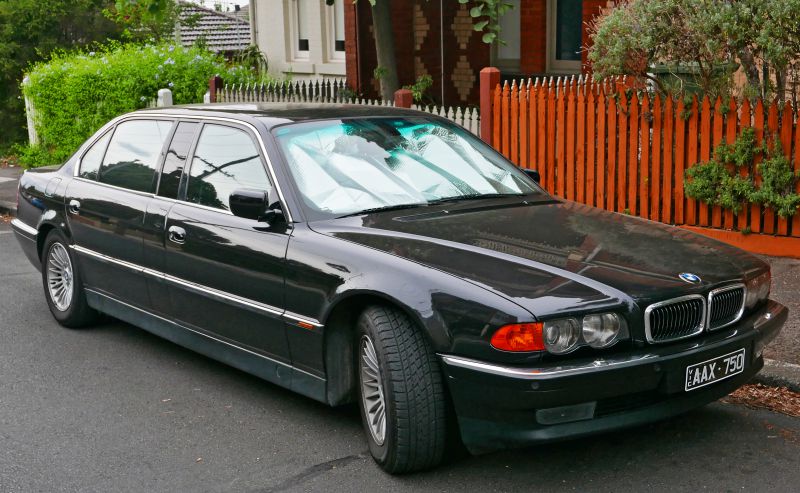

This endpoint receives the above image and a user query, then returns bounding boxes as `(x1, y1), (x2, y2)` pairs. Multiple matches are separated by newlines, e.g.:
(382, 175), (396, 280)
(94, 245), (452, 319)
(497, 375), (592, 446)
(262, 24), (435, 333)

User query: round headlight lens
(582, 313), (626, 348)
(543, 318), (581, 354)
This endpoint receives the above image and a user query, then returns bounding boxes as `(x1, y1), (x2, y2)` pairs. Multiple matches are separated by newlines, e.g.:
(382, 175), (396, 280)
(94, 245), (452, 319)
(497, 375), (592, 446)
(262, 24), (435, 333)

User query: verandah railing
(480, 69), (800, 243)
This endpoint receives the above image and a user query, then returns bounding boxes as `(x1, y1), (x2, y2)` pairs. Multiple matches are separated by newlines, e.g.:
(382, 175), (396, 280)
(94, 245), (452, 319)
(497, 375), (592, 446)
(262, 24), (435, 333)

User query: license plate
(685, 348), (746, 391)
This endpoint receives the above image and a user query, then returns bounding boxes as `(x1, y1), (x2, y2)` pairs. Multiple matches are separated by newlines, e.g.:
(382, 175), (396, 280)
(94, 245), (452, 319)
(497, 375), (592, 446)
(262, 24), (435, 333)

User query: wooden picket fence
(216, 79), (481, 136)
(487, 75), (800, 240)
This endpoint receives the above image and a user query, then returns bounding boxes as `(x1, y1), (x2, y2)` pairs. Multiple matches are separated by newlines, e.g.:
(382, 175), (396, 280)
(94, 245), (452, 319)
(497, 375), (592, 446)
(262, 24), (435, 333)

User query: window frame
(490, 0), (521, 73)
(289, 0), (311, 61)
(325, 0), (346, 62)
(180, 121), (274, 215)
(546, 0), (582, 74)
(77, 128), (114, 181)
(154, 120), (201, 200)
(94, 118), (175, 195)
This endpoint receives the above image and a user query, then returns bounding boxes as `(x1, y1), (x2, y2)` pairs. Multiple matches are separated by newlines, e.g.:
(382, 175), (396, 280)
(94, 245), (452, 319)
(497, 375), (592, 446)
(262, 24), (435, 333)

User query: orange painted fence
(478, 67), (800, 251)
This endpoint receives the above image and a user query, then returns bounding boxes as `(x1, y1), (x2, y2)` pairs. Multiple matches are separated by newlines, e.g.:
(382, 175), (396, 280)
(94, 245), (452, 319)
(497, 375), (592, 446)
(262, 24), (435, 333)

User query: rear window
(98, 120), (173, 193)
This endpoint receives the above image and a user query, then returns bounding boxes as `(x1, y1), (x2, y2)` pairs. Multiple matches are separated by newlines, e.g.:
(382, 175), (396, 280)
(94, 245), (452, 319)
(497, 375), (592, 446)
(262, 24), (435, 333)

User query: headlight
(582, 313), (628, 348)
(491, 313), (629, 354)
(745, 271), (771, 309)
(543, 318), (581, 354)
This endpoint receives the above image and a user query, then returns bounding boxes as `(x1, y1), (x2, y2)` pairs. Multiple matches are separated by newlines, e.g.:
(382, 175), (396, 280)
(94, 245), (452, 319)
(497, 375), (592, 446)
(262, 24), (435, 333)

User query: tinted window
(158, 122), (198, 199)
(186, 124), (270, 211)
(79, 131), (112, 180)
(99, 120), (173, 193)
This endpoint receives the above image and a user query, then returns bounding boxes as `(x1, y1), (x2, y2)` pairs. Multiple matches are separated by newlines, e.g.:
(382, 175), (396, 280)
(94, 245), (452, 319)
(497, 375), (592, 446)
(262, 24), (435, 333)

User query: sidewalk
(0, 167), (798, 389)
(0, 165), (22, 215)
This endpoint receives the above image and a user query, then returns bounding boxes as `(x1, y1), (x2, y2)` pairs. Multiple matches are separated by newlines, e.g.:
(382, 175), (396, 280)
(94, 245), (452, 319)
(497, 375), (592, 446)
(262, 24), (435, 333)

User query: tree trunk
(371, 0), (399, 101)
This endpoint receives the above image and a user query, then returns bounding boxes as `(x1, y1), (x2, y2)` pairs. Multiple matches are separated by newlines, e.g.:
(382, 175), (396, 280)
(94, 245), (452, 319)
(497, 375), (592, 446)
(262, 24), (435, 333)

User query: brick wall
(581, 0), (608, 70)
(520, 0), (547, 74)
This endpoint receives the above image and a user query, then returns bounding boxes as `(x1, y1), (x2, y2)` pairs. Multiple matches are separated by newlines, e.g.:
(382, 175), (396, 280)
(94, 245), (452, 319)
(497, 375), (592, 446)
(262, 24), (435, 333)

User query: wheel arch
(322, 290), (437, 407)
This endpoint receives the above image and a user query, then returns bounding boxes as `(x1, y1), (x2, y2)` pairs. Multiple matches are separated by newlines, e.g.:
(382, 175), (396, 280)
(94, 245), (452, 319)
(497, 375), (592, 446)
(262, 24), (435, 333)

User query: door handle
(168, 225), (186, 244)
(68, 199), (80, 214)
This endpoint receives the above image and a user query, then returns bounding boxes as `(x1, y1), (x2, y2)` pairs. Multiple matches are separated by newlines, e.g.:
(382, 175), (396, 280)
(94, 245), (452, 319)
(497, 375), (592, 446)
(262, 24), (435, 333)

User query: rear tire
(41, 230), (97, 328)
(356, 305), (447, 473)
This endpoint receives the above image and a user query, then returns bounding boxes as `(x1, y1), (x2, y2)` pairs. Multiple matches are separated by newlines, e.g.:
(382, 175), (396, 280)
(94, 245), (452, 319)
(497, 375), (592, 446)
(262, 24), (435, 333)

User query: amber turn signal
(490, 323), (545, 352)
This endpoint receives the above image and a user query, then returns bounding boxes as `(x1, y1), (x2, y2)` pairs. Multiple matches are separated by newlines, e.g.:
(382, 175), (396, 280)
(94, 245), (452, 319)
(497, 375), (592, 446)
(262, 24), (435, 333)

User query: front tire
(41, 230), (97, 328)
(356, 305), (447, 473)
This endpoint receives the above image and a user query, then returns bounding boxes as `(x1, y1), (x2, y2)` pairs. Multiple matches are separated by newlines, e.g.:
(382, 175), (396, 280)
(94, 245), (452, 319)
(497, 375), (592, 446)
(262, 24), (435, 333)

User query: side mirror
(230, 189), (268, 221)
(522, 168), (541, 183)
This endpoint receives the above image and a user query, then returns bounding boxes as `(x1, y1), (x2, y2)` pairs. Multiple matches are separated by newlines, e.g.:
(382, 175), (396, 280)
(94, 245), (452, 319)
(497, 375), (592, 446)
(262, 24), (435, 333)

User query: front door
(162, 122), (291, 362)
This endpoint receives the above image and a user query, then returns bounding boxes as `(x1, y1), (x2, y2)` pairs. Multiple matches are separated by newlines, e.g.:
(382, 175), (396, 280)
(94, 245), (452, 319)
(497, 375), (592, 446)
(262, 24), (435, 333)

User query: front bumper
(440, 300), (787, 454)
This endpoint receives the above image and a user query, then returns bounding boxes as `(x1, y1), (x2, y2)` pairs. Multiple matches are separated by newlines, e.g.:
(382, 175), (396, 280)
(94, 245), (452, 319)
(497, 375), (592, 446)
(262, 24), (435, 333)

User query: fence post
(208, 75), (224, 103)
(480, 67), (501, 143)
(22, 76), (38, 145)
(394, 88), (413, 108)
(157, 88), (173, 107)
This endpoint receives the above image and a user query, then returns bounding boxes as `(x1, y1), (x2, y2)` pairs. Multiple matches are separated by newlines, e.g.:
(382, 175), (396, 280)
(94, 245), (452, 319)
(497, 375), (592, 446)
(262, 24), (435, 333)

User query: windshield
(270, 117), (545, 220)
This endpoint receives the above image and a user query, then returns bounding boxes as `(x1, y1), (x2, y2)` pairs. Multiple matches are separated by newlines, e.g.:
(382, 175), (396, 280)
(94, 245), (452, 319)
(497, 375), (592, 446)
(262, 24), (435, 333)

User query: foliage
(588, 0), (800, 103)
(685, 128), (800, 217)
(457, 0), (516, 44)
(104, 0), (181, 41)
(20, 42), (275, 168)
(403, 75), (434, 104)
(0, 0), (123, 153)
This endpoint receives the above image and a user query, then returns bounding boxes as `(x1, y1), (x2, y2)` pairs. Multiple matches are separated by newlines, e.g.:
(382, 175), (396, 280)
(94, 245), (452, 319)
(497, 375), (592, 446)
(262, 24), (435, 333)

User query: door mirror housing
(522, 168), (541, 183)
(230, 188), (286, 226)
(230, 189), (269, 221)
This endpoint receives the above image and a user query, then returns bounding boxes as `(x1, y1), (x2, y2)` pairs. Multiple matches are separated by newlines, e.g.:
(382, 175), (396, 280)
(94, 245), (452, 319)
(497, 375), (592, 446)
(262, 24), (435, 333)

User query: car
(11, 103), (786, 473)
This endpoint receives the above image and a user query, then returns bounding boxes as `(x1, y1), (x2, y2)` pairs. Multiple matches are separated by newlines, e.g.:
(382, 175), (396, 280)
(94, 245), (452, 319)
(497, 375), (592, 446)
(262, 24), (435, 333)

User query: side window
(99, 120), (173, 193)
(186, 124), (270, 212)
(78, 131), (112, 180)
(158, 122), (198, 199)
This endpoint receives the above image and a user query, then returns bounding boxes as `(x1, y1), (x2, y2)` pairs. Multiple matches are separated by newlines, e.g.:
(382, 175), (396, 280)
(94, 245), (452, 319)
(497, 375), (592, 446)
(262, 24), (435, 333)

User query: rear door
(162, 122), (291, 362)
(66, 118), (173, 308)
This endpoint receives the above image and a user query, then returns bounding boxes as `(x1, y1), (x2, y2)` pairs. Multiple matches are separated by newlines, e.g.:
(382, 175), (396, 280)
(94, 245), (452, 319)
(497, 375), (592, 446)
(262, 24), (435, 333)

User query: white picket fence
(218, 80), (480, 136)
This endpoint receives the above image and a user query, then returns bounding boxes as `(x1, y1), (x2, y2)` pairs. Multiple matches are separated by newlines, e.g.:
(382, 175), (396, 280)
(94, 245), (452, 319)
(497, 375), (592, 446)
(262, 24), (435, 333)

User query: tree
(588, 0), (800, 103)
(0, 0), (122, 152)
(104, 0), (182, 41)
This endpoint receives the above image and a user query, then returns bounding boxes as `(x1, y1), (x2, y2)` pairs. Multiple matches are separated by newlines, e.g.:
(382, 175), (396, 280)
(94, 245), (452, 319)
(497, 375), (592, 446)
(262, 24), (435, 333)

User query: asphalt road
(1, 223), (799, 492)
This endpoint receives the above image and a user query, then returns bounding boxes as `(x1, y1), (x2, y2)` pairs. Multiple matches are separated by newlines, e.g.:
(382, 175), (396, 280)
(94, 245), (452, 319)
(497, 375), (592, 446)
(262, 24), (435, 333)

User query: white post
(22, 76), (39, 145)
(157, 88), (173, 107)
(203, 90), (211, 104)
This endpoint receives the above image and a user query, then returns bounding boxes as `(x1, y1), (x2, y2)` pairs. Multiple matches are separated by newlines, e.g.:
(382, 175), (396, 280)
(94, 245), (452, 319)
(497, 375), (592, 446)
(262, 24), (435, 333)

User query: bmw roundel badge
(679, 272), (702, 284)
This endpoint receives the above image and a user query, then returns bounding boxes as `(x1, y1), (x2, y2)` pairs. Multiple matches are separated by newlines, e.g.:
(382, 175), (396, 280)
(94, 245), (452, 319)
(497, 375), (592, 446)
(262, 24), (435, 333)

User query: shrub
(685, 128), (800, 218)
(20, 42), (276, 167)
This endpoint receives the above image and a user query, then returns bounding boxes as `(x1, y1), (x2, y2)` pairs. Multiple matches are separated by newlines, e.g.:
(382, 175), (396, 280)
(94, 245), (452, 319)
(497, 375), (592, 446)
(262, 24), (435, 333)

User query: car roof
(135, 103), (433, 129)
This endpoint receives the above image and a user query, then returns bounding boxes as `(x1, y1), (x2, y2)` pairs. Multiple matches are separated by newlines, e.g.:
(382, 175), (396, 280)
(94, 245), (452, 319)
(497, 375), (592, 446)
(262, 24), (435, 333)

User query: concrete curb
(0, 200), (16, 216)
(751, 359), (800, 393)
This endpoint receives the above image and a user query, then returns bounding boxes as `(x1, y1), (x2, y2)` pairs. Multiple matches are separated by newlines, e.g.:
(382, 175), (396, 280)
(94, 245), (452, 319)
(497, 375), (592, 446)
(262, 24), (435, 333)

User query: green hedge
(20, 42), (273, 167)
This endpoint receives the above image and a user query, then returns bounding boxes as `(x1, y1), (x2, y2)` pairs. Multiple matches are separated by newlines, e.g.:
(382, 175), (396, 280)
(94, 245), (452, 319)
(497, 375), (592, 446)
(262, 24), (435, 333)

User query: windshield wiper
(425, 193), (526, 205)
(336, 202), (428, 218)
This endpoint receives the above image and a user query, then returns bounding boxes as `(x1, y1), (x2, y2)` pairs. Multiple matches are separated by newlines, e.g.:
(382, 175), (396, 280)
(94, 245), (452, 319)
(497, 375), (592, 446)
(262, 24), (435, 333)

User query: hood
(309, 198), (767, 318)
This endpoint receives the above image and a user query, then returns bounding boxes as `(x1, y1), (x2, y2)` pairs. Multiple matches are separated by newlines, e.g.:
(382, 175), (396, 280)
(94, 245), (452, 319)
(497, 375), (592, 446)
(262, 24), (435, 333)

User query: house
(177, 2), (252, 57)
(249, 0), (347, 81)
(249, 1), (605, 105)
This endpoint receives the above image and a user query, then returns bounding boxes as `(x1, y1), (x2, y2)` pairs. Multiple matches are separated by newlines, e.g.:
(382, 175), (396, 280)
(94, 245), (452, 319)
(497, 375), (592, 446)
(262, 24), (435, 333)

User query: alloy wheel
(359, 335), (387, 445)
(46, 243), (74, 311)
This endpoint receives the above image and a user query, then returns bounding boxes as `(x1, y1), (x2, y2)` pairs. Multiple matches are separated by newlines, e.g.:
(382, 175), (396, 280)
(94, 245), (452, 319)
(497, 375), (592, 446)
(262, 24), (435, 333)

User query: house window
(327, 0), (345, 61)
(291, 0), (311, 59)
(492, 0), (521, 72)
(547, 0), (582, 73)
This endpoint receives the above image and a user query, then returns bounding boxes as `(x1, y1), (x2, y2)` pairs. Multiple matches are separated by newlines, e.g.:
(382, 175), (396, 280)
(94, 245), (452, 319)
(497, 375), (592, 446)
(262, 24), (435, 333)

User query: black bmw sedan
(11, 104), (786, 473)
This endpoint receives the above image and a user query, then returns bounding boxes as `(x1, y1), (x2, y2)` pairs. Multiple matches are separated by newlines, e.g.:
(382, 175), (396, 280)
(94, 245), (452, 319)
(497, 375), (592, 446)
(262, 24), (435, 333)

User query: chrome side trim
(10, 218), (38, 237)
(283, 311), (324, 328)
(439, 354), (659, 380)
(643, 294), (707, 344)
(70, 244), (312, 322)
(707, 283), (746, 331)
